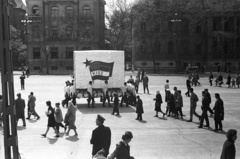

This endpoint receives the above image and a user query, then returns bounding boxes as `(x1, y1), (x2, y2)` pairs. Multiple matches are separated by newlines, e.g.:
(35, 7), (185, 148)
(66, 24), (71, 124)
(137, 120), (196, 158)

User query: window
(66, 6), (73, 17)
(196, 44), (202, 55)
(83, 5), (90, 16)
(33, 25), (40, 38)
(212, 37), (219, 58)
(168, 21), (173, 31)
(66, 66), (73, 70)
(213, 17), (221, 31)
(51, 26), (58, 37)
(33, 47), (41, 59)
(168, 41), (174, 55)
(83, 25), (92, 39)
(181, 41), (189, 55)
(51, 47), (58, 59)
(181, 19), (189, 33)
(66, 26), (73, 38)
(33, 66), (40, 70)
(196, 26), (201, 33)
(224, 17), (234, 31)
(51, 66), (58, 70)
(51, 7), (58, 18)
(66, 47), (73, 59)
(32, 5), (39, 15)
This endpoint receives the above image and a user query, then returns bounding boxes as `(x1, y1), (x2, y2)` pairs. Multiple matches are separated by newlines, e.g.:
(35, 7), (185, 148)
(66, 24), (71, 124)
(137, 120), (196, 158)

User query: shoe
(219, 128), (223, 131)
(198, 126), (203, 128)
(26, 117), (30, 120)
(74, 134), (78, 136)
(36, 117), (40, 120)
(135, 118), (139, 120)
(111, 113), (114, 115)
(154, 115), (158, 117)
(203, 125), (209, 127)
(187, 120), (192, 122)
(55, 135), (59, 138)
(213, 129), (218, 132)
(41, 134), (46, 137)
(116, 114), (120, 116)
(23, 125), (26, 127)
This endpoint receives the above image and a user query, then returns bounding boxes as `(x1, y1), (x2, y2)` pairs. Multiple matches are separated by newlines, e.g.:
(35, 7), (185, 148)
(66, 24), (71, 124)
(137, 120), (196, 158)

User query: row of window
(32, 5), (91, 17)
(33, 47), (73, 59)
(139, 41), (202, 55)
(33, 66), (73, 70)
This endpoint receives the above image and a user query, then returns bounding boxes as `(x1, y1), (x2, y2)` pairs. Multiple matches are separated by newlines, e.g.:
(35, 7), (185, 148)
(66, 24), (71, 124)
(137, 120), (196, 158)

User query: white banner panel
(74, 50), (125, 89)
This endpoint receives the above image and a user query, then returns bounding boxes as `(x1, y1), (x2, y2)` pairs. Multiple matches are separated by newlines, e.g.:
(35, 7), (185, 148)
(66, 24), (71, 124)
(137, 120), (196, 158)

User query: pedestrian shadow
(138, 120), (147, 123)
(28, 119), (37, 123)
(111, 114), (122, 118)
(17, 126), (26, 131)
(47, 138), (58, 144)
(77, 103), (135, 114)
(158, 117), (167, 120)
(66, 136), (79, 142)
(213, 130), (227, 135)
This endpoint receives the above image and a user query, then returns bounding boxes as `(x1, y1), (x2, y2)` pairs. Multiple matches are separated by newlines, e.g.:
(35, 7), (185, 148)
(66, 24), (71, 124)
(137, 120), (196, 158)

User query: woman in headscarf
(153, 90), (166, 117)
(65, 101), (78, 136)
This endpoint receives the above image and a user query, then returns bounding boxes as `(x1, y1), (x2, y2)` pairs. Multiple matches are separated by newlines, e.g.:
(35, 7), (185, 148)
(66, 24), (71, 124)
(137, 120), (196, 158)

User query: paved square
(0, 72), (240, 159)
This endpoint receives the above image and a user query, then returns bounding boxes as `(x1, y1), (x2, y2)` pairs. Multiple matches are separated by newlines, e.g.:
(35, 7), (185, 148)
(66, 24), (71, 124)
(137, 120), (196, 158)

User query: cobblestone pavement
(0, 72), (240, 159)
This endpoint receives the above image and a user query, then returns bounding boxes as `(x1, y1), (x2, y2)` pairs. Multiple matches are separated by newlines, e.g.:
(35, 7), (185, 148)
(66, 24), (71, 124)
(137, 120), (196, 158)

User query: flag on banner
(83, 59), (114, 81)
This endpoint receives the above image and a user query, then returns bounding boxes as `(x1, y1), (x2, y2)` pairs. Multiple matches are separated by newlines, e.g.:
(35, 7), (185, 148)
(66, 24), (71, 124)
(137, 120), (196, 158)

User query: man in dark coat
(90, 115), (111, 157)
(142, 72), (149, 94)
(198, 91), (210, 128)
(20, 74), (25, 90)
(15, 93), (26, 127)
(205, 89), (214, 116)
(220, 129), (237, 159)
(185, 76), (191, 97)
(213, 93), (224, 131)
(136, 96), (144, 120)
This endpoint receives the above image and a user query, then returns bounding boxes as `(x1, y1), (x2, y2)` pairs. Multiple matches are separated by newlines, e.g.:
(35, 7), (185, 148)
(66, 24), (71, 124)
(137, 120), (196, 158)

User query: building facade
(133, 4), (240, 72)
(25, 0), (106, 74)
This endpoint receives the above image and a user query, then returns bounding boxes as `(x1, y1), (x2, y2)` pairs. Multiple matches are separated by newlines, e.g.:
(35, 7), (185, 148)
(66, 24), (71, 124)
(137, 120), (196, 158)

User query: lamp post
(21, 14), (32, 71)
(171, 13), (182, 72)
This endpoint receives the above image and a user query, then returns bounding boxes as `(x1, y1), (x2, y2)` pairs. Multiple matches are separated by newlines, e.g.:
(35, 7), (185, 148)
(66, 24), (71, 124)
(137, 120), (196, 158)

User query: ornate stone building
(25, 0), (106, 74)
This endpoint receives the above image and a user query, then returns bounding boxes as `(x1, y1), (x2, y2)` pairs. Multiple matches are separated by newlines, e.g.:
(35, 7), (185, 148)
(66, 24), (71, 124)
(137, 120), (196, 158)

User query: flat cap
(97, 114), (105, 123)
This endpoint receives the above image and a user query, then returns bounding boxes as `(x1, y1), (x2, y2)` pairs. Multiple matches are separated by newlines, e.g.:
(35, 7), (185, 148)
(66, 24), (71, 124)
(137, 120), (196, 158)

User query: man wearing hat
(15, 93), (26, 127)
(90, 114), (111, 157)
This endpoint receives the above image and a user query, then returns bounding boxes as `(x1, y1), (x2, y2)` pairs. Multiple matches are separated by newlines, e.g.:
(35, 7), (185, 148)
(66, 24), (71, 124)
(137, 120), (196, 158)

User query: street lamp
(171, 13), (182, 72)
(21, 14), (32, 71)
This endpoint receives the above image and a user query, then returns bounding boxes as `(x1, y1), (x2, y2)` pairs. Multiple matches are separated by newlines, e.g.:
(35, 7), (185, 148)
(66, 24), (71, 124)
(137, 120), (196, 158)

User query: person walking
(153, 90), (166, 117)
(26, 92), (40, 120)
(198, 91), (210, 128)
(213, 93), (224, 132)
(220, 129), (237, 159)
(87, 81), (95, 108)
(205, 89), (214, 117)
(108, 131), (134, 159)
(62, 81), (70, 108)
(102, 80), (112, 107)
(236, 73), (240, 88)
(120, 82), (128, 107)
(65, 101), (78, 136)
(20, 73), (25, 90)
(142, 72), (149, 94)
(15, 93), (26, 127)
(54, 102), (65, 133)
(41, 101), (59, 138)
(175, 90), (183, 119)
(90, 115), (111, 157)
(141, 68), (145, 82)
(187, 88), (201, 122)
(226, 73), (231, 88)
(135, 76), (140, 94)
(185, 76), (191, 97)
(136, 96), (144, 120)
(209, 72), (214, 86)
(112, 94), (120, 116)
(166, 90), (175, 117)
(164, 80), (170, 102)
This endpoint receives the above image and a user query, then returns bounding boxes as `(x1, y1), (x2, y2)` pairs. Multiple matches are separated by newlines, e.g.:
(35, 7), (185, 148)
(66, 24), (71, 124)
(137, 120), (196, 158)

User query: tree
(10, 25), (27, 68)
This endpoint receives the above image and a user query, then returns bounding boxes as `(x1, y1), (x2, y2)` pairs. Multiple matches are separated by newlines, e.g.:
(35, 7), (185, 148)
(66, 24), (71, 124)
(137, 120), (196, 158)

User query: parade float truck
(74, 50), (125, 99)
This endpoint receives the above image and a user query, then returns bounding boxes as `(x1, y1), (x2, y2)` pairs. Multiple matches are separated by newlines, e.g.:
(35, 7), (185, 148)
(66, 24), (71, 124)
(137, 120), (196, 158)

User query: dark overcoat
(220, 139), (236, 159)
(136, 98), (144, 114)
(213, 98), (224, 121)
(154, 94), (162, 112)
(109, 141), (133, 159)
(15, 98), (25, 119)
(90, 125), (111, 156)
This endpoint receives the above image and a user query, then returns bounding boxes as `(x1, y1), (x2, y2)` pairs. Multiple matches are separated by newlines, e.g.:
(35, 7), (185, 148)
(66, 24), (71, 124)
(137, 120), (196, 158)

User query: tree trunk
(46, 56), (49, 74)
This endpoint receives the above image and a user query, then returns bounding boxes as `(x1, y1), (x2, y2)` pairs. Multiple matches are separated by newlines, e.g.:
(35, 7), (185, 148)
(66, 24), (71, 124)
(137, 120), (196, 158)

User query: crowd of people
(209, 72), (240, 88)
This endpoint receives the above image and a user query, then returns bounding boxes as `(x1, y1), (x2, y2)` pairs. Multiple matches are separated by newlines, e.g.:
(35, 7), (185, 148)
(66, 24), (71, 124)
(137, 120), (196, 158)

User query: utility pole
(0, 0), (19, 158)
